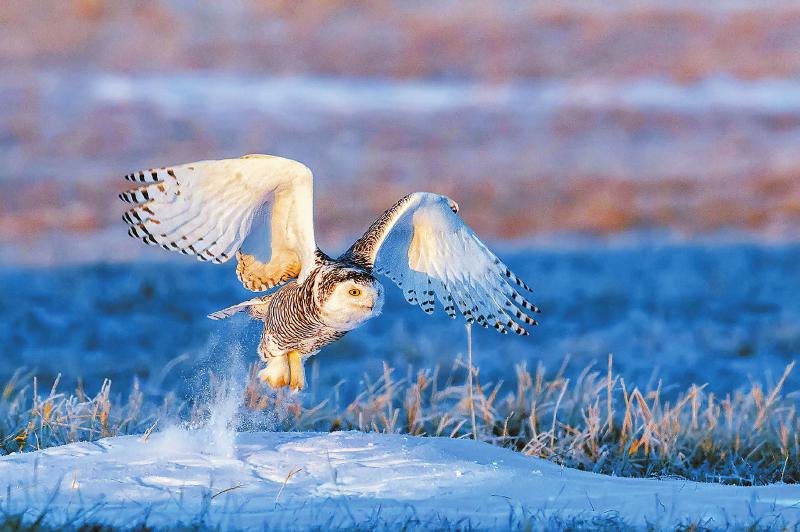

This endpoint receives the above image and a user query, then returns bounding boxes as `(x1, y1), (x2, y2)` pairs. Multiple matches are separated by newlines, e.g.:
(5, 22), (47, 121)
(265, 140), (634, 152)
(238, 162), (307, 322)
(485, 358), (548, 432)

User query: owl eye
(348, 288), (362, 297)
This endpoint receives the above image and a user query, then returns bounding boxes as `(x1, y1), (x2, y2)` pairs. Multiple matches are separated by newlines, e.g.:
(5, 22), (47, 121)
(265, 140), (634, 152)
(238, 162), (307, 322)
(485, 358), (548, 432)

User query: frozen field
(1, 241), (799, 530)
(2, 242), (799, 399)
(2, 430), (799, 530)
(3, 2), (800, 528)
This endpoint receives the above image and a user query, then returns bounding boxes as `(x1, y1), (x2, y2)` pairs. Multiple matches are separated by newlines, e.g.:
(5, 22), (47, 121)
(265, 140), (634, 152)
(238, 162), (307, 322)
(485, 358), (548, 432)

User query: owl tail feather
(207, 294), (274, 321)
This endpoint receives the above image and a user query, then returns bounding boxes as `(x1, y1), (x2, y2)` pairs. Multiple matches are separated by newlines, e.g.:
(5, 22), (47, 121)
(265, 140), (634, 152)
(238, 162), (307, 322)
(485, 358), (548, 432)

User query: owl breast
(257, 281), (346, 360)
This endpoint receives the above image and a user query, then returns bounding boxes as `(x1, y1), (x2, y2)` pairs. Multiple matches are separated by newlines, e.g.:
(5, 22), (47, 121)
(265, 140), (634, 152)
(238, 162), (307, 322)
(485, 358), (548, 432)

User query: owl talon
(258, 355), (290, 389)
(288, 350), (305, 391)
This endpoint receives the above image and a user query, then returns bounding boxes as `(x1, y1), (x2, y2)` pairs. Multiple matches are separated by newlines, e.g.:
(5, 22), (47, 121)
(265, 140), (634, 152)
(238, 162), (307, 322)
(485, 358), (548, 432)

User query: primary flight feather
(120, 154), (539, 390)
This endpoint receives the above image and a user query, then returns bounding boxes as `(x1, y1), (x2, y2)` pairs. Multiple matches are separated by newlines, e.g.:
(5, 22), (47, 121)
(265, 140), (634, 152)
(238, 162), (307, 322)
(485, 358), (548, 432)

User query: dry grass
(2, 357), (797, 486)
(0, 369), (179, 453)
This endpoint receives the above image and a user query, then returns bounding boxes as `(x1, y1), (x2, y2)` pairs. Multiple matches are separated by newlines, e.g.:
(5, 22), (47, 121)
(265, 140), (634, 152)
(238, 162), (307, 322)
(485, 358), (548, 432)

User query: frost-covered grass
(0, 513), (733, 532)
(2, 356), (796, 486)
(2, 246), (798, 532)
(0, 508), (634, 532)
(0, 511), (791, 532)
(5, 244), (800, 397)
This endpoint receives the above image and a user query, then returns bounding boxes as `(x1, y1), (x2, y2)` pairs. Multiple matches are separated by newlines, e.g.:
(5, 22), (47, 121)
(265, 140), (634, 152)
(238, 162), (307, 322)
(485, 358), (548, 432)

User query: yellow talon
(288, 350), (305, 391)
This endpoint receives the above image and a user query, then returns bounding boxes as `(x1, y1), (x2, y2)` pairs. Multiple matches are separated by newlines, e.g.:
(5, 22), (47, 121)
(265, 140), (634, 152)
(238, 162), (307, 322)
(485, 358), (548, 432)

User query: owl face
(317, 270), (384, 331)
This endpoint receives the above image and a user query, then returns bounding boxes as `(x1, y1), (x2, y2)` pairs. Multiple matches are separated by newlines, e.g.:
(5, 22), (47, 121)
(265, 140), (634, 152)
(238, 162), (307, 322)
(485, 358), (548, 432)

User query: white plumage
(121, 155), (538, 390)
(122, 155), (316, 289)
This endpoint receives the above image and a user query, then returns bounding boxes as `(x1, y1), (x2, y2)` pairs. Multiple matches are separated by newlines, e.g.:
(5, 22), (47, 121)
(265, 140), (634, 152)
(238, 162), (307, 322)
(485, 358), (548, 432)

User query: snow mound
(1, 430), (799, 529)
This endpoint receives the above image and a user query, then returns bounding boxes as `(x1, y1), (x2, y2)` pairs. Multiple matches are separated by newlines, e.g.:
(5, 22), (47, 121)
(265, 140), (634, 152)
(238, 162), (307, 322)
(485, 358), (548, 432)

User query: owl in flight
(120, 155), (539, 391)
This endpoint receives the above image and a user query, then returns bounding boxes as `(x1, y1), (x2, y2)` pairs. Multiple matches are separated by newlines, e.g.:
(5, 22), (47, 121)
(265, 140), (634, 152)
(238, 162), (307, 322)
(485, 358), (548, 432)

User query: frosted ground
(2, 430), (800, 530)
(2, 242), (798, 397)
(2, 242), (799, 529)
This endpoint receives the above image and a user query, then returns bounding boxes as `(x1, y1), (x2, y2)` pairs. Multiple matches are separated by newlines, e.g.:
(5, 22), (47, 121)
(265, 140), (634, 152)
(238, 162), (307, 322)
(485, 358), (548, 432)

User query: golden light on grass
(1, 356), (797, 486)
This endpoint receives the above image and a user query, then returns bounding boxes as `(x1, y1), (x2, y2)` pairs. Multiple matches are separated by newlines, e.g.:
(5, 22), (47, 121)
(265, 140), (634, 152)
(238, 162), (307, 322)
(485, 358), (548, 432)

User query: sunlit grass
(0, 370), (177, 453)
(2, 356), (797, 486)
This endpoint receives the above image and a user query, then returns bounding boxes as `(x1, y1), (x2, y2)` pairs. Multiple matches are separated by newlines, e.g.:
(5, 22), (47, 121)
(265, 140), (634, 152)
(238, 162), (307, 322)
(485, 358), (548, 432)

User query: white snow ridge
(1, 430), (799, 530)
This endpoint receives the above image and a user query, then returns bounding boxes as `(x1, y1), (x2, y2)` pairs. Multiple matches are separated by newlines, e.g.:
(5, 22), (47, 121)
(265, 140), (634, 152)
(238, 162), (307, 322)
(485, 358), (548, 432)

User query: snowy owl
(120, 155), (539, 390)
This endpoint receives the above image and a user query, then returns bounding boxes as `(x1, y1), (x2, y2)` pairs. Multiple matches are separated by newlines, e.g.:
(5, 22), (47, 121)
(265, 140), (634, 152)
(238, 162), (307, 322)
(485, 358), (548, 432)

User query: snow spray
(151, 322), (250, 457)
(155, 318), (289, 457)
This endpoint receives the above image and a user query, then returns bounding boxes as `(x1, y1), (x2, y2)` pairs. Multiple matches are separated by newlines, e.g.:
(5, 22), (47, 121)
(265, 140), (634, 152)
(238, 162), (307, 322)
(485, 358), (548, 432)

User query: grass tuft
(1, 357), (797, 486)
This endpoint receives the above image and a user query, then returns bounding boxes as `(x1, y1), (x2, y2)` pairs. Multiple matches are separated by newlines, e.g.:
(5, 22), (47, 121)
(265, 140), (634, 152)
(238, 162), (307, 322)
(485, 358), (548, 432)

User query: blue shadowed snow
(1, 242), (799, 399)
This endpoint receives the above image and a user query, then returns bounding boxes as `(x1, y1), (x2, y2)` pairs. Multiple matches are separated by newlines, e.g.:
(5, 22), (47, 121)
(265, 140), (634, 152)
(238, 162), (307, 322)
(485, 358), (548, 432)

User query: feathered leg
(258, 355), (290, 388)
(256, 327), (291, 389)
(256, 351), (304, 391)
(288, 351), (305, 391)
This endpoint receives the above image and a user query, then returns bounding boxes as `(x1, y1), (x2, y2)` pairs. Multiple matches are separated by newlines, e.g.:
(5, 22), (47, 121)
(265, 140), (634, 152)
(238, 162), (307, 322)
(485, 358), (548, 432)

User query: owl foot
(257, 351), (305, 391)
(288, 350), (305, 391)
(258, 355), (289, 388)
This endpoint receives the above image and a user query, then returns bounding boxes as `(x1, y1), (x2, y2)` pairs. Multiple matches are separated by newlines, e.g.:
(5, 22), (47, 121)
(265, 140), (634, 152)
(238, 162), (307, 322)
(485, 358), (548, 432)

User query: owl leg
(288, 350), (305, 391)
(258, 355), (290, 389)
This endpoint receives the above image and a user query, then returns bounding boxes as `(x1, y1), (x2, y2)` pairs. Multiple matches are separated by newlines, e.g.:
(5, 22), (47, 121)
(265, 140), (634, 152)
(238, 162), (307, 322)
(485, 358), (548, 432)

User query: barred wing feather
(342, 192), (539, 336)
(120, 155), (317, 291)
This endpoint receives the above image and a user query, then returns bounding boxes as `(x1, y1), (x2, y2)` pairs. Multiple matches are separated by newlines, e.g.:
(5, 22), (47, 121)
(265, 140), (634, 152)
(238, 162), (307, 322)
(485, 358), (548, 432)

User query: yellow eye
(348, 288), (362, 297)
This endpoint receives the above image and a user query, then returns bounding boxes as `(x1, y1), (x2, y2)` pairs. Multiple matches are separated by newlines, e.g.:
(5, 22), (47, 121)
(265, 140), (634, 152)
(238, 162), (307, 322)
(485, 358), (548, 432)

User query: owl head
(316, 267), (384, 331)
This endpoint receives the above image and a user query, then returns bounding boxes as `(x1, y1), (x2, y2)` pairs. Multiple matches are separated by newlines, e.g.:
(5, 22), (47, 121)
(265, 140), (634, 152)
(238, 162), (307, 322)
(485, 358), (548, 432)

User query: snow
(2, 244), (799, 529)
(1, 430), (799, 529)
(77, 72), (800, 115)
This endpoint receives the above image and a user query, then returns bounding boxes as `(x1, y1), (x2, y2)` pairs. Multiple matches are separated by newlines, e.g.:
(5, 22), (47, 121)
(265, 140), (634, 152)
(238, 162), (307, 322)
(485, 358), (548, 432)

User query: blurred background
(1, 1), (799, 394)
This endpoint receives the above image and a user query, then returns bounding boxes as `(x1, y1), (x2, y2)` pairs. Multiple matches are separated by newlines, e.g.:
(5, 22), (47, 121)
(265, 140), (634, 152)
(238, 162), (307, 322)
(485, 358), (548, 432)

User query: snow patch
(1, 431), (799, 529)
(58, 72), (800, 115)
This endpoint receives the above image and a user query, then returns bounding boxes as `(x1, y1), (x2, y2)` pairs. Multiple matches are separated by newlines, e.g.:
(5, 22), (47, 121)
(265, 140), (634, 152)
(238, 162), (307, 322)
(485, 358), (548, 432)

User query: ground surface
(2, 244), (798, 398)
(2, 243), (799, 529)
(1, 430), (799, 530)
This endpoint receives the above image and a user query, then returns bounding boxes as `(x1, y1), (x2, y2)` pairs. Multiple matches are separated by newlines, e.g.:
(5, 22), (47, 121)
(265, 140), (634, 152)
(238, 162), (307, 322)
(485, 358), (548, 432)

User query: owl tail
(207, 294), (274, 321)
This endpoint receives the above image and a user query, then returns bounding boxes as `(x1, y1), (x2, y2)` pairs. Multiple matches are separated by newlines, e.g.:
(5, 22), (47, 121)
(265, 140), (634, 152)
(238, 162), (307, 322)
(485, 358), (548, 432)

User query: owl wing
(341, 192), (539, 335)
(207, 293), (275, 321)
(120, 154), (317, 291)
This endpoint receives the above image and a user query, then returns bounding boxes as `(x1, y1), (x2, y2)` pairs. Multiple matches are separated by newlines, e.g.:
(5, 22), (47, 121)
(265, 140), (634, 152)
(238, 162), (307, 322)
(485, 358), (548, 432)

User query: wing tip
(208, 308), (235, 320)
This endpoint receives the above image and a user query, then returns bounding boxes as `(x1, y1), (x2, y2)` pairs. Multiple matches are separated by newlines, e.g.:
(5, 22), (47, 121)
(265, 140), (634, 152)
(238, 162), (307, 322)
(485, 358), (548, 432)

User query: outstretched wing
(341, 192), (539, 335)
(120, 154), (317, 291)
